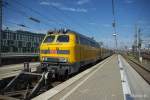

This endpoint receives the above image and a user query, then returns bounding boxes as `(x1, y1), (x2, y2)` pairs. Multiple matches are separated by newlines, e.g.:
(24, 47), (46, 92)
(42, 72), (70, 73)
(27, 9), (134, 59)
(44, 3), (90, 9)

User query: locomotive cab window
(43, 35), (55, 43)
(57, 35), (69, 42)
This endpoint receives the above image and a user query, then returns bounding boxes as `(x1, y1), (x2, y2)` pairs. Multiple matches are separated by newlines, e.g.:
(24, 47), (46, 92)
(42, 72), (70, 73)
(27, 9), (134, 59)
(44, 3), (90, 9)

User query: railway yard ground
(1, 0), (150, 100)
(0, 62), (40, 80)
(0, 54), (150, 100)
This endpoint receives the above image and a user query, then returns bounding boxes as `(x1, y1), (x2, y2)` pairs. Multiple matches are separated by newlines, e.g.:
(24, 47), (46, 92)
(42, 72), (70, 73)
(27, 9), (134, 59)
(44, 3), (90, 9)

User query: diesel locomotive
(39, 29), (112, 77)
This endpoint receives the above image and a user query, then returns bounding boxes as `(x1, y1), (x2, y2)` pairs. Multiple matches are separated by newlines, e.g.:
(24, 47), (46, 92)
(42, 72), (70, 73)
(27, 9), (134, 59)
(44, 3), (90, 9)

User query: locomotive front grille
(42, 57), (68, 63)
(43, 57), (59, 62)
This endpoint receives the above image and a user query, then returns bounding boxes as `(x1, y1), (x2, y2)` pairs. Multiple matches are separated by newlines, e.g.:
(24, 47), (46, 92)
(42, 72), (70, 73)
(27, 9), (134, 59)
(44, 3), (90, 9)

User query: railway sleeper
(0, 62), (55, 100)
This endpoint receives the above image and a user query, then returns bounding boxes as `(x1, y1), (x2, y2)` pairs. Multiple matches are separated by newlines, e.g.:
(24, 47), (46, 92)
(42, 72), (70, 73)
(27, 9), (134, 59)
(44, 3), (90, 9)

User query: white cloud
(40, 1), (50, 5)
(89, 22), (96, 25)
(50, 2), (62, 7)
(2, 24), (7, 28)
(146, 25), (150, 29)
(121, 25), (132, 28)
(40, 1), (88, 13)
(77, 0), (90, 5)
(34, 29), (47, 34)
(137, 20), (148, 25)
(61, 7), (87, 12)
(102, 24), (111, 27)
(91, 8), (96, 10)
(124, 0), (134, 4)
(40, 1), (61, 7)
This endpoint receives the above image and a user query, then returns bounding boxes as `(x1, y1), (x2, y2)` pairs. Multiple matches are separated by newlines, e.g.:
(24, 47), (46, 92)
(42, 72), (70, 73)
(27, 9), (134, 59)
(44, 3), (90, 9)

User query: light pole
(113, 33), (118, 51)
(0, 0), (2, 66)
(137, 28), (142, 62)
(112, 0), (118, 53)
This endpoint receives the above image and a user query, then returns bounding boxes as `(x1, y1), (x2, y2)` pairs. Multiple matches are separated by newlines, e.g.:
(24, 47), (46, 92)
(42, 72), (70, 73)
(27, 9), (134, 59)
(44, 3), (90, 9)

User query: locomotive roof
(47, 29), (98, 44)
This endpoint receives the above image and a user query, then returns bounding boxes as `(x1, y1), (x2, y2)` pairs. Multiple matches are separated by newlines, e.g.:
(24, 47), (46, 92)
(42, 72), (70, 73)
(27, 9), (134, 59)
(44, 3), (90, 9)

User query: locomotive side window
(76, 35), (80, 44)
(43, 35), (55, 43)
(57, 35), (69, 42)
(79, 36), (91, 46)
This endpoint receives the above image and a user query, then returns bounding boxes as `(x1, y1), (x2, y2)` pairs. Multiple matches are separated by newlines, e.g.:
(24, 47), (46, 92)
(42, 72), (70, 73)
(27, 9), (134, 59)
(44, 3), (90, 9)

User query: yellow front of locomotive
(40, 32), (76, 65)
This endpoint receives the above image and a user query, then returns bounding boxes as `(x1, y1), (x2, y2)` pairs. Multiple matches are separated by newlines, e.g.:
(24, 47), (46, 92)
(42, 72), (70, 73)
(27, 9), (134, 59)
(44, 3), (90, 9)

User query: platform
(0, 62), (40, 80)
(119, 55), (150, 100)
(51, 55), (123, 100)
(33, 55), (150, 100)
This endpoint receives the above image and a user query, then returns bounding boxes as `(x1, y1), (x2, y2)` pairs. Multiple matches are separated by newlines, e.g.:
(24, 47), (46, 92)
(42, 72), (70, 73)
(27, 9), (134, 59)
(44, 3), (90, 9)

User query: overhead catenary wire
(14, 0), (92, 34)
(12, 0), (70, 28)
(5, 20), (29, 28)
(3, 1), (56, 29)
(6, 0), (94, 35)
(4, 20), (40, 32)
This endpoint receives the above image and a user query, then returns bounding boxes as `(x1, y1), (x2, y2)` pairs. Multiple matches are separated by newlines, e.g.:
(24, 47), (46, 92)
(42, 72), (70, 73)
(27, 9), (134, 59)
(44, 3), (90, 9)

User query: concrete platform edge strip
(32, 55), (114, 100)
(118, 55), (133, 100)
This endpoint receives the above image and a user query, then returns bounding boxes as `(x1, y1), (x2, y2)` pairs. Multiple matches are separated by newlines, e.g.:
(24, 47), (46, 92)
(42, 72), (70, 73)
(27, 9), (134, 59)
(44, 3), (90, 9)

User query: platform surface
(119, 55), (150, 100)
(56, 55), (123, 100)
(34, 55), (124, 100)
(0, 62), (40, 80)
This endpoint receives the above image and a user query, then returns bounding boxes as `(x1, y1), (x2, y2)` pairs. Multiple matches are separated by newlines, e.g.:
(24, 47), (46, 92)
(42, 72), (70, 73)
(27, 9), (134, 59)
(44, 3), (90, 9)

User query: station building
(1, 29), (45, 53)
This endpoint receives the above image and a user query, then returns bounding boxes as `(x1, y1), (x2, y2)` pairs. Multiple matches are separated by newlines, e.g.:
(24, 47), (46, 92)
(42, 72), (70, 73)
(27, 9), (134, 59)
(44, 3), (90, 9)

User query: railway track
(0, 81), (63, 99)
(125, 57), (150, 85)
(0, 59), (102, 100)
(0, 68), (64, 99)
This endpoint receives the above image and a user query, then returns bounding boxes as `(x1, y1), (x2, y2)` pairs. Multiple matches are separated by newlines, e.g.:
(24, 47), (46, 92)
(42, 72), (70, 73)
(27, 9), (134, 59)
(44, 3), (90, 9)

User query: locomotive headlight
(59, 58), (68, 62)
(42, 57), (47, 61)
(45, 57), (47, 61)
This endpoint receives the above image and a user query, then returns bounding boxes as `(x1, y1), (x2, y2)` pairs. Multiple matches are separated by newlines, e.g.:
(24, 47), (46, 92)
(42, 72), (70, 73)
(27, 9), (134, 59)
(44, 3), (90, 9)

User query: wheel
(64, 70), (69, 80)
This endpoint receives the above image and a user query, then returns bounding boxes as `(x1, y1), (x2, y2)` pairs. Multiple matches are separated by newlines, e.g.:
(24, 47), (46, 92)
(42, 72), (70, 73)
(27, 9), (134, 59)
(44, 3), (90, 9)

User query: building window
(2, 32), (7, 39)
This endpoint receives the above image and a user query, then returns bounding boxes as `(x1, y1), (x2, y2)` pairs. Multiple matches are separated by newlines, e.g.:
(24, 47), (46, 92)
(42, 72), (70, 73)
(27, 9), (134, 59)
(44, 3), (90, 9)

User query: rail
(125, 56), (150, 85)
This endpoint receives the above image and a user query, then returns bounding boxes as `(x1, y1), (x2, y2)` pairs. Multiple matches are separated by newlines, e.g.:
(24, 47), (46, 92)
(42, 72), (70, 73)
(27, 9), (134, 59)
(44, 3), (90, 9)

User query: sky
(3, 0), (150, 49)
